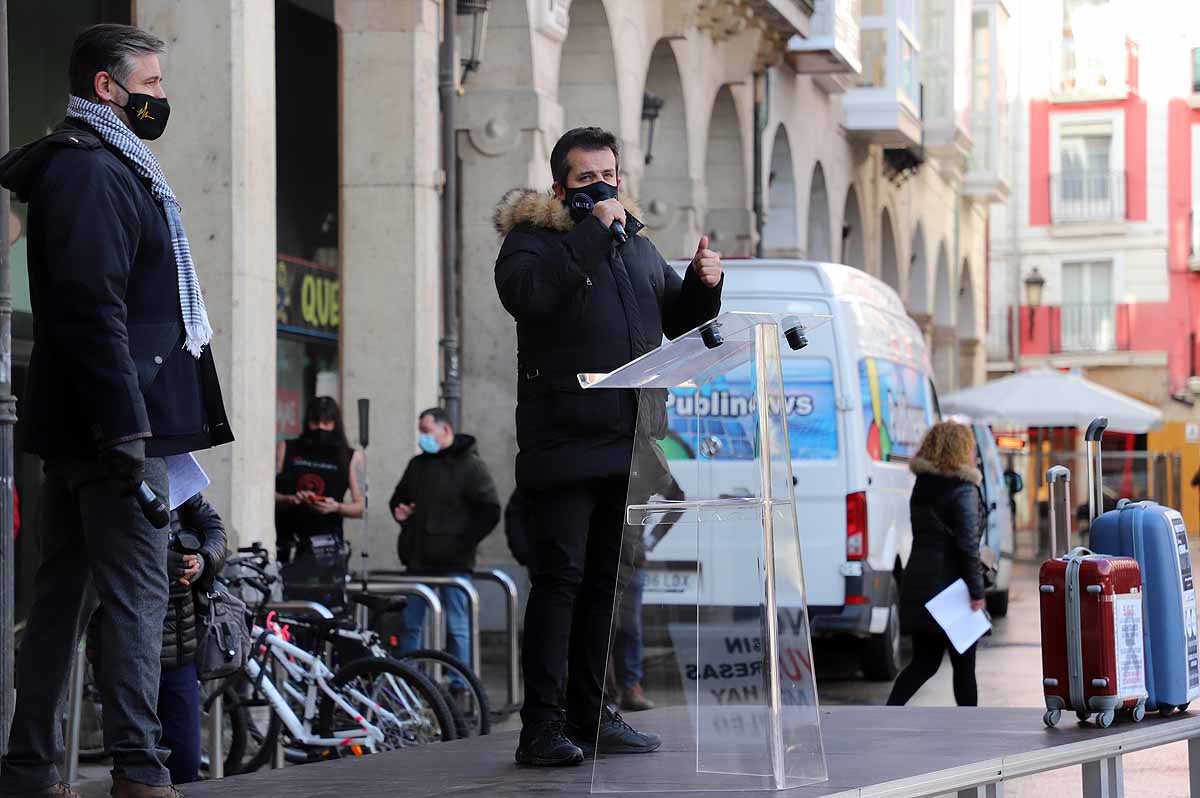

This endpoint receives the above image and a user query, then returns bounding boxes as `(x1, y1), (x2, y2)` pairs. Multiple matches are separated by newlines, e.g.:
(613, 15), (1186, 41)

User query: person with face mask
(0, 24), (233, 798)
(494, 127), (723, 767)
(388, 408), (501, 683)
(274, 396), (365, 567)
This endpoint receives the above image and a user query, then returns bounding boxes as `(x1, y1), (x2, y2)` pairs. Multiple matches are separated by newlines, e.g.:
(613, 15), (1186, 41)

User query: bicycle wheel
(317, 656), (456, 752)
(400, 649), (491, 737)
(199, 681), (249, 776)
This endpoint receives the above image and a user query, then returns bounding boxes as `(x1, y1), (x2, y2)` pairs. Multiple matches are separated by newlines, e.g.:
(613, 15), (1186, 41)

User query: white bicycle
(215, 549), (455, 770)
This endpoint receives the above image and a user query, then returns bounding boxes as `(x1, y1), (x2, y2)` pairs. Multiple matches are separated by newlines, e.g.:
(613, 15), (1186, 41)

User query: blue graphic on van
(858, 357), (933, 462)
(663, 359), (838, 461)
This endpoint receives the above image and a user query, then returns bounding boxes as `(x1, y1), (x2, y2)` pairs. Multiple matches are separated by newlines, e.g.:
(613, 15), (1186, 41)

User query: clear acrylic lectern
(580, 311), (831, 793)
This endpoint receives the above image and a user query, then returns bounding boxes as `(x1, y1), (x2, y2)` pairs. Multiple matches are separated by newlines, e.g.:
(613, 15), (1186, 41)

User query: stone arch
(762, 124), (798, 257)
(841, 185), (865, 270)
(806, 162), (832, 262)
(907, 223), (929, 314)
(880, 208), (900, 294)
(558, 0), (620, 134)
(704, 85), (751, 256)
(639, 39), (693, 258)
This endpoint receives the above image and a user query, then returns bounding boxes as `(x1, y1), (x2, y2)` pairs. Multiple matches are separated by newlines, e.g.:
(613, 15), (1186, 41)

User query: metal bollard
(473, 569), (522, 709)
(62, 644), (85, 784)
(206, 690), (224, 780)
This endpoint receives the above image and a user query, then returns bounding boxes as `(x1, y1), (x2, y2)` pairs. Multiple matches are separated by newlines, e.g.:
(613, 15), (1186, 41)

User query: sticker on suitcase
(1115, 593), (1147, 698)
(1168, 512), (1200, 694)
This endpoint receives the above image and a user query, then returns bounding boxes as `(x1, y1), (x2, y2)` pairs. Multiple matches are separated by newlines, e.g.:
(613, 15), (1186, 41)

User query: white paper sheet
(166, 453), (210, 511)
(925, 578), (992, 654)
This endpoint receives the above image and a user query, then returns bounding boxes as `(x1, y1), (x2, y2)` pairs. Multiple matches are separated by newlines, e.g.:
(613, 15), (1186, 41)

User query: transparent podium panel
(583, 313), (831, 793)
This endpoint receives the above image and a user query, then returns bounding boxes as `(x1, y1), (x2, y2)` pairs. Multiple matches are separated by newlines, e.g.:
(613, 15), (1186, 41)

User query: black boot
(569, 705), (662, 756)
(515, 718), (586, 767)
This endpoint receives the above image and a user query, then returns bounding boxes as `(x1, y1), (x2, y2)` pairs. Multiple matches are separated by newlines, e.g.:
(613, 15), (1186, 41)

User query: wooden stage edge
(182, 706), (1200, 798)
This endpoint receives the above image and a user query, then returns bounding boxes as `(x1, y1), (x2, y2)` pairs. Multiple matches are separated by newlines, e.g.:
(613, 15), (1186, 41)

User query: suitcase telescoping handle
(1084, 416), (1108, 524)
(1047, 465), (1071, 558)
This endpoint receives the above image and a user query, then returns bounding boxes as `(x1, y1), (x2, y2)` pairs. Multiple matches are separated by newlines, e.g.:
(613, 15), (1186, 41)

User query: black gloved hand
(100, 438), (146, 492)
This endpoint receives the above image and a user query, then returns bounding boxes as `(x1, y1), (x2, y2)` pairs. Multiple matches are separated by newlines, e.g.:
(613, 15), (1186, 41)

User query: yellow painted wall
(1147, 422), (1200, 533)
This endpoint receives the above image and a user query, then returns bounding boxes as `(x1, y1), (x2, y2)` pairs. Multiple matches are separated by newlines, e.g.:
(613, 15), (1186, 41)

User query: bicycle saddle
(347, 591), (408, 615)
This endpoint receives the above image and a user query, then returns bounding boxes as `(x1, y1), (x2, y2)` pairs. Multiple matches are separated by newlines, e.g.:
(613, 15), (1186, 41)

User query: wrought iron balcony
(1059, 302), (1118, 354)
(1049, 170), (1126, 224)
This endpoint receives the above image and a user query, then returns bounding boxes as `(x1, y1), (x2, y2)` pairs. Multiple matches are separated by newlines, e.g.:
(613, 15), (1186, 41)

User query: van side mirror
(1004, 470), (1024, 495)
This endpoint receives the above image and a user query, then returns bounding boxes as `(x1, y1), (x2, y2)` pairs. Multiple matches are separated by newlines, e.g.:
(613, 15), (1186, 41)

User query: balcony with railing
(1059, 303), (1118, 353)
(985, 307), (1013, 363)
(842, 0), (923, 148)
(963, 0), (1010, 202)
(1049, 170), (1126, 224)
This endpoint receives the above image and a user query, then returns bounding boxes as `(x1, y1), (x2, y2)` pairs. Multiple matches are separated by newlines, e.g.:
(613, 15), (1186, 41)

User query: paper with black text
(166, 453), (210, 511)
(925, 578), (991, 654)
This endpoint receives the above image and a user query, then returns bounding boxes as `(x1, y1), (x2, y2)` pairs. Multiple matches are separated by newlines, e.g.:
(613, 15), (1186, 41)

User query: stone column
(336, 0), (442, 567)
(135, 0), (277, 549)
(957, 336), (981, 388)
(457, 88), (561, 563)
(932, 325), (959, 395)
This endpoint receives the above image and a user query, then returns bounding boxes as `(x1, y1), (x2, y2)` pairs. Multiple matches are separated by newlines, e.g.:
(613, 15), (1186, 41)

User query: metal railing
(1050, 170), (1126, 223)
(1059, 302), (1119, 353)
(986, 307), (1013, 361)
(367, 572), (481, 677)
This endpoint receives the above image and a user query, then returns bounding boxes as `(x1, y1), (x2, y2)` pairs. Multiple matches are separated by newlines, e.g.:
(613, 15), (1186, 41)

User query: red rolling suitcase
(1040, 464), (1148, 728)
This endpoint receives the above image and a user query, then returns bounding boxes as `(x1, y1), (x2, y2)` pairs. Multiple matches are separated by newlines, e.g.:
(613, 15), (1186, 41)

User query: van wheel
(985, 590), (1009, 618)
(861, 596), (902, 682)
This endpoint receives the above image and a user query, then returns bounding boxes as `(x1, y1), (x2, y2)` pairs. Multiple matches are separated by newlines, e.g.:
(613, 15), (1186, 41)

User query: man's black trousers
(521, 477), (628, 727)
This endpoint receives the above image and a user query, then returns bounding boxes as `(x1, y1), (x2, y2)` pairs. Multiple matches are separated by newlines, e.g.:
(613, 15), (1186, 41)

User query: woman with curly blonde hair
(886, 421), (985, 707)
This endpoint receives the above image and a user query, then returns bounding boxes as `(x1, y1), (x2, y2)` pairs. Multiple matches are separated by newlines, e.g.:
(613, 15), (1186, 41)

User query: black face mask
(304, 428), (343, 449)
(563, 180), (618, 223)
(113, 78), (170, 141)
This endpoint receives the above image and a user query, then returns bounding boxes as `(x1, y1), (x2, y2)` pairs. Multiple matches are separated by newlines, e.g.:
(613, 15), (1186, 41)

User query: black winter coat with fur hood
(494, 189), (722, 489)
(898, 456), (986, 636)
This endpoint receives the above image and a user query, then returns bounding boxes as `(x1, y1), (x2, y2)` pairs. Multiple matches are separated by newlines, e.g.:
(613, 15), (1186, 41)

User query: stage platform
(182, 706), (1200, 797)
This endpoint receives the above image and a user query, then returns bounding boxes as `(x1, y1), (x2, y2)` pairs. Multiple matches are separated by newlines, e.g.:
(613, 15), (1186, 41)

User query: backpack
(194, 583), (252, 681)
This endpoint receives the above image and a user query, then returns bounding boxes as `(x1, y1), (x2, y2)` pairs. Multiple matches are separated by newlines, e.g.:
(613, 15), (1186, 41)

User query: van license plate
(644, 568), (696, 594)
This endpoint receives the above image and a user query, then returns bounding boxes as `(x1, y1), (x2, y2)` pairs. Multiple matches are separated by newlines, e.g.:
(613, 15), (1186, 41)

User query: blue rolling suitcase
(1085, 417), (1200, 714)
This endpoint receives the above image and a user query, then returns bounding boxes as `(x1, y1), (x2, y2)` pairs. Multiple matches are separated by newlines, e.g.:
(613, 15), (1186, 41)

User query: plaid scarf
(65, 95), (213, 358)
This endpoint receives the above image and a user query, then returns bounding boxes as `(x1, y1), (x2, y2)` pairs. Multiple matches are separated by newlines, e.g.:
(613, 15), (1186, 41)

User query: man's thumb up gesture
(692, 236), (723, 288)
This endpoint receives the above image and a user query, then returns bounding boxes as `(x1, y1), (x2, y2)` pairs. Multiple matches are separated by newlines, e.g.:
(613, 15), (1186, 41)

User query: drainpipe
(439, 1), (461, 428)
(0, 0), (13, 752)
(753, 71), (767, 258)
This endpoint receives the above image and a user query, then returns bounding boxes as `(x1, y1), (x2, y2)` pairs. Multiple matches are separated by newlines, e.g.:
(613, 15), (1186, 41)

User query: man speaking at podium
(495, 127), (723, 767)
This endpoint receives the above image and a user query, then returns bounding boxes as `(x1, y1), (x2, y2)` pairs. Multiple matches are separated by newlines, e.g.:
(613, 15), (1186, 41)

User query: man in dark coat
(389, 408), (501, 682)
(494, 127), (722, 766)
(0, 25), (232, 798)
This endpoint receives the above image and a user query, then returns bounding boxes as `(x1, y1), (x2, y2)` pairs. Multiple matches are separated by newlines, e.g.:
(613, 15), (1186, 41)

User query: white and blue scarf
(65, 95), (213, 358)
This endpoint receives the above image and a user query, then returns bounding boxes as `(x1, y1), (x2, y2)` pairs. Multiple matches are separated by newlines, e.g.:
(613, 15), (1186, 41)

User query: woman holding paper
(887, 421), (985, 707)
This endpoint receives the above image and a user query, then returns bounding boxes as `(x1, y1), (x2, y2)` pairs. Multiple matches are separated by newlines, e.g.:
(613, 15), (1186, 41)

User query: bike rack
(206, 688), (224, 779)
(352, 582), (445, 651)
(62, 642), (86, 784)
(472, 569), (522, 710)
(367, 573), (481, 677)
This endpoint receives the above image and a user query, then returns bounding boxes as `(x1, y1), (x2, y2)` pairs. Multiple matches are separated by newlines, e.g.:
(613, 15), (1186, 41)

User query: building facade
(6, 0), (1003, 604)
(986, 0), (1200, 531)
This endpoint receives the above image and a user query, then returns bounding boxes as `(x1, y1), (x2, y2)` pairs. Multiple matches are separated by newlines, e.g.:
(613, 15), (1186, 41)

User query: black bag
(280, 533), (348, 609)
(195, 583), (252, 681)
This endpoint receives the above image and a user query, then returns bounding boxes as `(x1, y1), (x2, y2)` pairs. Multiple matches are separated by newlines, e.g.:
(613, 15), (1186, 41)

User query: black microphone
(136, 481), (170, 529)
(569, 193), (626, 244)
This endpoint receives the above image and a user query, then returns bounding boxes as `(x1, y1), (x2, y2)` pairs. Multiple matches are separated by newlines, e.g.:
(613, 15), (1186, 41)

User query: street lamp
(641, 91), (665, 165)
(457, 0), (490, 79)
(1024, 267), (1045, 337)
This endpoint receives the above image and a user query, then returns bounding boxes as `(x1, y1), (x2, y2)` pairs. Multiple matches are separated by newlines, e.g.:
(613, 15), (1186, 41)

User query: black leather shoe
(515, 719), (585, 767)
(569, 706), (662, 756)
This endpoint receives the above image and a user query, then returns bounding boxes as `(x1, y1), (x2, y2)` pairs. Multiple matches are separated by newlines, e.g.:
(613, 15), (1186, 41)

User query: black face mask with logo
(113, 78), (171, 141)
(563, 180), (619, 223)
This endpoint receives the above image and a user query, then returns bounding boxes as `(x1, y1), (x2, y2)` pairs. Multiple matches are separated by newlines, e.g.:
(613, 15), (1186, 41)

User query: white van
(646, 260), (937, 679)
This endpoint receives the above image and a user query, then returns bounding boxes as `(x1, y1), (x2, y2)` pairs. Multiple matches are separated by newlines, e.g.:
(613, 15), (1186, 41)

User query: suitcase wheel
(1131, 704), (1146, 723)
(1180, 703), (1190, 714)
(1097, 710), (1115, 729)
(1076, 710), (1091, 723)
(1160, 704), (1177, 717)
(1043, 709), (1061, 728)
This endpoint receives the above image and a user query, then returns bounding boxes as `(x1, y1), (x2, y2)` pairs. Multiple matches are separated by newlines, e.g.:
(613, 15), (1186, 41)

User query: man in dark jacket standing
(389, 408), (500, 682)
(494, 127), (722, 766)
(0, 25), (232, 798)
